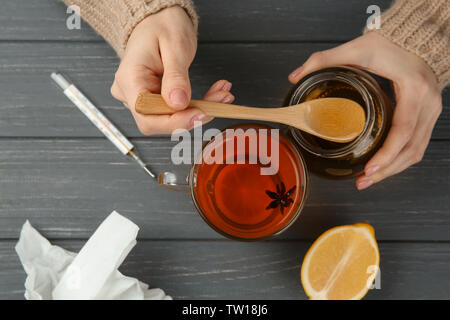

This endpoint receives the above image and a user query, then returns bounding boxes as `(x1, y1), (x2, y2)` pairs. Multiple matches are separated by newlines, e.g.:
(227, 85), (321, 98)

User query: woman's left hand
(288, 32), (443, 190)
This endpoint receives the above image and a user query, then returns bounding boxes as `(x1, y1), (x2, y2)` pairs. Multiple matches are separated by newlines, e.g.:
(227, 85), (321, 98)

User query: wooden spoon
(135, 92), (366, 143)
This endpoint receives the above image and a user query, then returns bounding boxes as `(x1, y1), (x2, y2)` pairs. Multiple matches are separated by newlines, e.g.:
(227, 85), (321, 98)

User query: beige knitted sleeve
(61, 0), (198, 58)
(366, 0), (449, 89)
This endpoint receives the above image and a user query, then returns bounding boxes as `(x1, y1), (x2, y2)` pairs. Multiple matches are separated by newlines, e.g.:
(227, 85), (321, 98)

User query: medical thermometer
(51, 72), (155, 178)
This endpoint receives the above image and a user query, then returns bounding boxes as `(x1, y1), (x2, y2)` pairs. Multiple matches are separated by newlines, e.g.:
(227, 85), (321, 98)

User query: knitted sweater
(367, 0), (449, 89)
(61, 0), (198, 58)
(62, 0), (449, 88)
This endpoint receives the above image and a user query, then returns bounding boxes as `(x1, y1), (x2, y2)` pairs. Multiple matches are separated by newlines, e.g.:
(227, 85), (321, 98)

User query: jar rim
(288, 67), (378, 158)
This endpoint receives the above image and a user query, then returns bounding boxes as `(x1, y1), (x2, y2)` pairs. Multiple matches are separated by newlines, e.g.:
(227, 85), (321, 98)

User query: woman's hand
(111, 6), (234, 135)
(288, 32), (442, 190)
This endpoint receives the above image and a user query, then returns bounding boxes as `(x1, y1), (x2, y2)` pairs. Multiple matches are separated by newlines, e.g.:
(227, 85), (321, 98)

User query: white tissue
(15, 211), (171, 300)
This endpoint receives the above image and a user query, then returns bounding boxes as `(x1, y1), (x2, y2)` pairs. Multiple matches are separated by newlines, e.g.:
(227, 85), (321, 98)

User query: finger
(357, 101), (439, 189)
(159, 39), (193, 111)
(205, 90), (235, 103)
(130, 84), (234, 135)
(288, 38), (365, 83)
(363, 88), (421, 176)
(116, 65), (162, 111)
(132, 79), (235, 135)
(289, 33), (424, 86)
(356, 118), (435, 190)
(130, 106), (206, 135)
(205, 80), (232, 96)
(203, 80), (234, 100)
(153, 89), (234, 132)
(110, 80), (126, 103)
(200, 81), (235, 125)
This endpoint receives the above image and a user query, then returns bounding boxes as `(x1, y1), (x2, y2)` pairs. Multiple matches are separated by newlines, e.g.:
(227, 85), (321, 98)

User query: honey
(285, 67), (393, 179)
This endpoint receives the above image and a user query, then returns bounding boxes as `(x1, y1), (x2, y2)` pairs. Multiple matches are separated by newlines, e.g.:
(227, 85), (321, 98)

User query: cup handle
(158, 171), (190, 193)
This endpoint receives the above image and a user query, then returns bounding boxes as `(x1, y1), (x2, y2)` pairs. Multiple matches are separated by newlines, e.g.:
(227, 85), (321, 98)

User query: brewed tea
(191, 124), (307, 240)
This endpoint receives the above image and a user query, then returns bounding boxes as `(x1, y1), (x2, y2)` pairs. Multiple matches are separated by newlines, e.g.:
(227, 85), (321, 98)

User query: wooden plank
(0, 138), (448, 241)
(1, 240), (450, 300)
(1, 42), (449, 138)
(0, 0), (392, 42)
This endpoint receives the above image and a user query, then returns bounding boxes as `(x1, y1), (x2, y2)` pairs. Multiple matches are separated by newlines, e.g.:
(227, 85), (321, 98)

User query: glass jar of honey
(284, 67), (393, 178)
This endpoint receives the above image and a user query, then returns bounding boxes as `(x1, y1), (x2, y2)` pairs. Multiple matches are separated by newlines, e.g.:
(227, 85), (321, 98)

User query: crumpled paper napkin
(15, 211), (171, 300)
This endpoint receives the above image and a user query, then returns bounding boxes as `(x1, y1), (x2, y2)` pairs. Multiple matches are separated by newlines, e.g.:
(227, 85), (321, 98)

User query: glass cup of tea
(159, 123), (309, 241)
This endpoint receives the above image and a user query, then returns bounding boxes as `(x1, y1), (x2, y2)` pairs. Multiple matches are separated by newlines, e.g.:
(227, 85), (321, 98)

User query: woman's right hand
(110, 6), (234, 135)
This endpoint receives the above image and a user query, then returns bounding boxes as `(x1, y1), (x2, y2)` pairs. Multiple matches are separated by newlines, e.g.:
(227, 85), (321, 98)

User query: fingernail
(357, 179), (373, 190)
(211, 81), (226, 92)
(190, 113), (206, 128)
(365, 165), (380, 177)
(170, 88), (188, 107)
(223, 82), (232, 92)
(222, 94), (234, 104)
(289, 66), (304, 80)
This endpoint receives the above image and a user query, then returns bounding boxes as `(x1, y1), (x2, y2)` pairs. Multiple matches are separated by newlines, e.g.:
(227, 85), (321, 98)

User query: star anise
(265, 182), (296, 215)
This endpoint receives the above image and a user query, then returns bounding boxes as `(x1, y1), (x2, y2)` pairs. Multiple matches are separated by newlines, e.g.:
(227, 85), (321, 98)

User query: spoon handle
(135, 92), (281, 122)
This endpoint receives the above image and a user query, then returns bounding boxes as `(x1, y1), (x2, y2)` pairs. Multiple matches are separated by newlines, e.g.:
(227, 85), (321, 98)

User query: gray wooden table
(1, 0), (449, 300)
